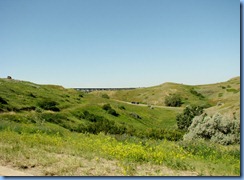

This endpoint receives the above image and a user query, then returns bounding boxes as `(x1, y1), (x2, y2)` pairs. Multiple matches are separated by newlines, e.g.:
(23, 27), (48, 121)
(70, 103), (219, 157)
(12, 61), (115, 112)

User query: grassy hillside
(92, 77), (240, 116)
(0, 77), (240, 176)
(91, 82), (210, 107)
(0, 78), (182, 137)
(195, 77), (240, 117)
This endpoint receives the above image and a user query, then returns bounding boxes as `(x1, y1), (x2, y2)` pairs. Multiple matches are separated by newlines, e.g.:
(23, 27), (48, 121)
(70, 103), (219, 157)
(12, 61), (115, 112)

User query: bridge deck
(74, 88), (136, 92)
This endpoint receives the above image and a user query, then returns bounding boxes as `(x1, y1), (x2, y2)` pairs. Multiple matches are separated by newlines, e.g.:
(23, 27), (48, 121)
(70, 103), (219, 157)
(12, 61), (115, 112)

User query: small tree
(176, 105), (203, 130)
(164, 94), (182, 107)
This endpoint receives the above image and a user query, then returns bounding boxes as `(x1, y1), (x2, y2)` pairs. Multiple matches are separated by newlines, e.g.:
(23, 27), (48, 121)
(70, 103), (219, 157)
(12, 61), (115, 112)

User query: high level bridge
(74, 87), (137, 92)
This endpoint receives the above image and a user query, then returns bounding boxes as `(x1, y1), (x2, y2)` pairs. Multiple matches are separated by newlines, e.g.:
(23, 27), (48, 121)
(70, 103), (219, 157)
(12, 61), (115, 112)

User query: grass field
(0, 77), (240, 176)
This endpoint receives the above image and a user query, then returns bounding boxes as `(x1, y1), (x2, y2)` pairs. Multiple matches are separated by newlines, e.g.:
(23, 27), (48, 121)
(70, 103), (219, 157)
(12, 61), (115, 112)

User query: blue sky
(0, 0), (240, 88)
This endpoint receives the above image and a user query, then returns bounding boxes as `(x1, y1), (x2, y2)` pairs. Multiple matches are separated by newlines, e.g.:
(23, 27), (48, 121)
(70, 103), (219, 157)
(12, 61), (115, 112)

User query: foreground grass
(0, 126), (240, 176)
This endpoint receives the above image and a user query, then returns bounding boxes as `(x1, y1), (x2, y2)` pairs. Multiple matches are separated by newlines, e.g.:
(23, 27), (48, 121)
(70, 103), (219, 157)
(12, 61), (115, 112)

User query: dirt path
(0, 166), (33, 176)
(112, 99), (183, 110)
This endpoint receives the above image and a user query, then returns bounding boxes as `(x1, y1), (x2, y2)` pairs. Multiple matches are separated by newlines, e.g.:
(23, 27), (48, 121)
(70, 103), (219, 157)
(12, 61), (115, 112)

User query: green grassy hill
(92, 82), (210, 107)
(0, 77), (240, 176)
(92, 77), (240, 116)
(0, 78), (182, 138)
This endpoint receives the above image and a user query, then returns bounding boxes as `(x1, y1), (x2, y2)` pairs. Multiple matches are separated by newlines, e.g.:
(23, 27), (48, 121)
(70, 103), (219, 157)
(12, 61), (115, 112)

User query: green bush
(77, 111), (126, 135)
(38, 99), (60, 112)
(82, 110), (103, 122)
(176, 105), (203, 130)
(164, 94), (182, 107)
(101, 94), (110, 99)
(226, 88), (239, 93)
(102, 104), (112, 111)
(102, 104), (119, 116)
(189, 88), (205, 99)
(183, 113), (240, 145)
(107, 108), (119, 117)
(0, 97), (7, 104)
(118, 105), (126, 110)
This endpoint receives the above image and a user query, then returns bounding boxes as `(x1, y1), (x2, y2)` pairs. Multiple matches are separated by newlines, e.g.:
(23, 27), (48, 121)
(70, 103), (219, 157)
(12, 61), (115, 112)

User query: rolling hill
(0, 77), (240, 176)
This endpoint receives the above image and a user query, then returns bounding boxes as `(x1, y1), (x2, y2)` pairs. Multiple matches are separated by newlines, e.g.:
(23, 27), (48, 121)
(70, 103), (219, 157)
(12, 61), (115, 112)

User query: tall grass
(0, 127), (240, 176)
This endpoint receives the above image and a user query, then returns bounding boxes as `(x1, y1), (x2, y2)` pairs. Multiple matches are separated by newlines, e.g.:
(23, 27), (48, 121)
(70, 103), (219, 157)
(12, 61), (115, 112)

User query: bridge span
(74, 87), (137, 92)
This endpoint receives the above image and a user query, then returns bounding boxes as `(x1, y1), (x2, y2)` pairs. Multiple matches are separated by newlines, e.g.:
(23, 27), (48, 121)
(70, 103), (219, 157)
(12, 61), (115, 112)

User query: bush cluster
(184, 113), (240, 145)
(38, 100), (60, 112)
(79, 111), (183, 141)
(176, 105), (203, 130)
(78, 111), (126, 135)
(189, 88), (205, 99)
(164, 94), (182, 107)
(102, 104), (119, 117)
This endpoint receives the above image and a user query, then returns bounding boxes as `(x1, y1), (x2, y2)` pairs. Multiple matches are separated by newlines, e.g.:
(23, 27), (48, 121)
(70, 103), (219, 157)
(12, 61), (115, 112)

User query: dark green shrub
(0, 97), (7, 104)
(176, 105), (203, 130)
(101, 94), (110, 99)
(102, 104), (119, 116)
(184, 113), (240, 145)
(38, 99), (60, 112)
(164, 94), (182, 107)
(28, 93), (36, 98)
(118, 105), (126, 110)
(190, 88), (205, 99)
(226, 88), (239, 93)
(129, 112), (141, 119)
(102, 104), (112, 111)
(107, 108), (119, 117)
(82, 110), (102, 122)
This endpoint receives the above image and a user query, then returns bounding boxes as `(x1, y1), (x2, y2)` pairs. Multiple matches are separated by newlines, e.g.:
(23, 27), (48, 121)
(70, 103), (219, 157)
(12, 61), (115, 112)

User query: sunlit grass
(0, 128), (240, 176)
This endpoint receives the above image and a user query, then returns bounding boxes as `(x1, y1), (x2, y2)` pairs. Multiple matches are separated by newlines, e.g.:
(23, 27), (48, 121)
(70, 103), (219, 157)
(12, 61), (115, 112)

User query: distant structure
(74, 87), (136, 92)
(7, 76), (12, 79)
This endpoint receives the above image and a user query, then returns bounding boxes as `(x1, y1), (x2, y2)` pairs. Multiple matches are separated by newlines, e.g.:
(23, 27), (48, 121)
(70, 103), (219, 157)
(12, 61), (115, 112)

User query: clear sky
(0, 0), (240, 88)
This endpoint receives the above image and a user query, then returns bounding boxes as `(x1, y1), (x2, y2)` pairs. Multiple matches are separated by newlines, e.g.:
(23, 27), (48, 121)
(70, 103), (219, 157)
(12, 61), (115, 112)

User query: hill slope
(92, 77), (240, 117)
(0, 77), (240, 176)
(0, 78), (182, 138)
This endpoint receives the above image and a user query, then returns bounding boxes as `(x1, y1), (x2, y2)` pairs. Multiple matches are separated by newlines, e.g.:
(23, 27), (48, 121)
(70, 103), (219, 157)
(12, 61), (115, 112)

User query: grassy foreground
(0, 122), (240, 176)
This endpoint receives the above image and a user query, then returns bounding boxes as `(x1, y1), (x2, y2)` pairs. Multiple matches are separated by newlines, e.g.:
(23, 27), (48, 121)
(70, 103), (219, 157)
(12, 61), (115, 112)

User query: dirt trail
(112, 99), (183, 109)
(0, 166), (33, 176)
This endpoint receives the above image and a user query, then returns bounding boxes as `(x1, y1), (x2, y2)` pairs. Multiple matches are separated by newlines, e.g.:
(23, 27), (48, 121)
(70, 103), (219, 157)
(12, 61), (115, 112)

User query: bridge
(74, 87), (137, 92)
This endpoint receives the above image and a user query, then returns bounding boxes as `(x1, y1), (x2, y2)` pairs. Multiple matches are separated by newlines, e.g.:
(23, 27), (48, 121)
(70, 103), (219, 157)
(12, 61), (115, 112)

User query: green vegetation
(226, 88), (239, 93)
(189, 88), (205, 99)
(164, 94), (183, 107)
(184, 113), (240, 145)
(38, 99), (60, 112)
(102, 103), (119, 117)
(0, 77), (240, 176)
(176, 106), (204, 130)
(101, 93), (110, 99)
